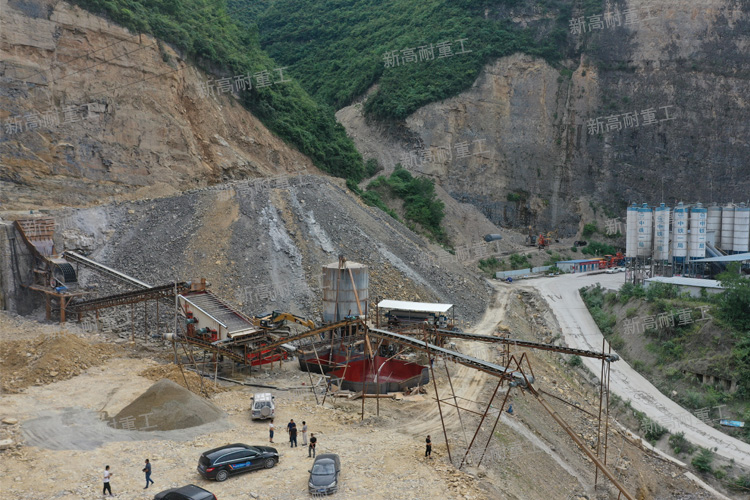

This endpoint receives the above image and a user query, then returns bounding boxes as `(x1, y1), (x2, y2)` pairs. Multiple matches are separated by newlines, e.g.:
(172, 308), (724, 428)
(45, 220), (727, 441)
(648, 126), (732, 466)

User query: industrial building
(643, 277), (724, 298)
(625, 201), (750, 278)
(555, 259), (606, 274)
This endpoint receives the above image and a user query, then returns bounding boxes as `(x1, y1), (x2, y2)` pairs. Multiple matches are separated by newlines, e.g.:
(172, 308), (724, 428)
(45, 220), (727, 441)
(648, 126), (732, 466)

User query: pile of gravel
(114, 379), (223, 431)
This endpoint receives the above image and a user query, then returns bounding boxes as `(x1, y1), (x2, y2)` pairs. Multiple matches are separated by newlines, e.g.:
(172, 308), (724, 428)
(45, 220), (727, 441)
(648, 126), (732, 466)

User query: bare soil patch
(0, 332), (118, 393)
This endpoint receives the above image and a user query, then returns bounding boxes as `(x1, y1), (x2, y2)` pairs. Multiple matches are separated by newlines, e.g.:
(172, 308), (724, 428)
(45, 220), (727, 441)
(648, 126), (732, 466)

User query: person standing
(269, 419), (275, 443)
(103, 465), (114, 496)
(308, 433), (317, 458)
(425, 435), (432, 458)
(287, 419), (296, 436)
(290, 423), (298, 447)
(142, 459), (154, 489)
(301, 421), (308, 446)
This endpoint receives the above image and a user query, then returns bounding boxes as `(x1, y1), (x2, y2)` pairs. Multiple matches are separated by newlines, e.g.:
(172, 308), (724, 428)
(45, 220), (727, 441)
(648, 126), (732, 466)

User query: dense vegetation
(618, 272), (750, 401)
(581, 280), (750, 485)
(581, 241), (617, 256)
(717, 264), (750, 332)
(229, 0), (573, 119)
(363, 166), (447, 243)
(478, 257), (506, 277)
(71, 0), (366, 181)
(582, 222), (598, 238)
(579, 284), (622, 348)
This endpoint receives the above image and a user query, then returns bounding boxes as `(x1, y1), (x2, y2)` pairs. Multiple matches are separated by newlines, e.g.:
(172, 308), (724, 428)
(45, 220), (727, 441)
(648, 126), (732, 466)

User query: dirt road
(523, 272), (750, 468)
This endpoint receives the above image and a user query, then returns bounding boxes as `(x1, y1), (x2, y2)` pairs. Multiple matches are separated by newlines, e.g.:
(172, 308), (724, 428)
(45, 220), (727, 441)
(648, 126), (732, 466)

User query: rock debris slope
(66, 176), (491, 323)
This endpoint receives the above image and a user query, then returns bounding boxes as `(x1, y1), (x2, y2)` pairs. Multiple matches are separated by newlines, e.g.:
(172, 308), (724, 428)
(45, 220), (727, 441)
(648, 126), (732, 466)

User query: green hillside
(69, 0), (585, 178)
(229, 0), (572, 119)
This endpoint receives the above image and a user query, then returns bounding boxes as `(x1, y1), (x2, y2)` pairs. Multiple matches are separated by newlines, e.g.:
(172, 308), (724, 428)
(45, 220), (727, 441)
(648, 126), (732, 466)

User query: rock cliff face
(338, 0), (750, 236)
(0, 0), (314, 210)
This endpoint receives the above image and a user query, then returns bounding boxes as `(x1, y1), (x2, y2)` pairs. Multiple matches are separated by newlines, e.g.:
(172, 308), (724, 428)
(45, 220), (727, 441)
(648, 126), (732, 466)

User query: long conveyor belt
(433, 328), (620, 362)
(68, 282), (192, 313)
(371, 328), (632, 499)
(63, 251), (152, 289)
(368, 328), (534, 387)
(243, 320), (363, 358)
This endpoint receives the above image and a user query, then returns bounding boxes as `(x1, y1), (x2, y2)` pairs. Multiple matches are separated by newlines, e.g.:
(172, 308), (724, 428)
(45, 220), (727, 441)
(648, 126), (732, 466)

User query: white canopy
(377, 300), (453, 313)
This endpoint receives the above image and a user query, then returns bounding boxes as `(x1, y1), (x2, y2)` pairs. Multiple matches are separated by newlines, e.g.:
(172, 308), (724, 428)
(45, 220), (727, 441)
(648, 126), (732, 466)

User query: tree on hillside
(717, 263), (750, 332)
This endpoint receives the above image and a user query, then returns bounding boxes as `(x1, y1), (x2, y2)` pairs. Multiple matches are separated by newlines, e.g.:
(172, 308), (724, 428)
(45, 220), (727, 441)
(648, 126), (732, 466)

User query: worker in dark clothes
(308, 433), (317, 458)
(142, 458), (154, 489)
(425, 435), (432, 458)
(287, 419), (297, 447)
(290, 423), (298, 447)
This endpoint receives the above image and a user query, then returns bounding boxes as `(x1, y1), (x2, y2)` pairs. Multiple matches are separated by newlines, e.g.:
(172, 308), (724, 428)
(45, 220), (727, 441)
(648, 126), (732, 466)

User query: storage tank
(688, 203), (707, 259)
(720, 203), (735, 252)
(626, 202), (639, 257)
(322, 261), (369, 322)
(733, 203), (750, 253)
(706, 203), (722, 246)
(636, 204), (653, 257)
(653, 203), (670, 260)
(672, 202), (688, 261)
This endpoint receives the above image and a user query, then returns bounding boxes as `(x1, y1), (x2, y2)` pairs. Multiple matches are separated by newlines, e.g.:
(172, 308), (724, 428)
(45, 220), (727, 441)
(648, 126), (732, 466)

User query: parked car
(153, 484), (216, 500)
(605, 268), (617, 274)
(197, 443), (279, 482)
(308, 453), (341, 495)
(250, 393), (275, 420)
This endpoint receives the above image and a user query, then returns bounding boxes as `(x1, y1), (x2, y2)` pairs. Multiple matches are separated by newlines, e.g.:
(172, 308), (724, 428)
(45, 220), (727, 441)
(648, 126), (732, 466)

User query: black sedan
(308, 453), (340, 495)
(154, 484), (216, 500)
(197, 443), (279, 482)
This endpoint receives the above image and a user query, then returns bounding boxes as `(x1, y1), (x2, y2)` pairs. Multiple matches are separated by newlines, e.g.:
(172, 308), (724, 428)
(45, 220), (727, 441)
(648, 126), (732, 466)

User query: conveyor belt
(178, 334), (246, 363)
(433, 329), (620, 362)
(244, 320), (362, 358)
(63, 251), (152, 289)
(68, 282), (191, 313)
(368, 328), (534, 386)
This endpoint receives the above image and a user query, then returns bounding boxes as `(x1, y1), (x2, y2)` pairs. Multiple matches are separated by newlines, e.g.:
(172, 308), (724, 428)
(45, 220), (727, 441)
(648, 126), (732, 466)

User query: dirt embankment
(0, 332), (118, 393)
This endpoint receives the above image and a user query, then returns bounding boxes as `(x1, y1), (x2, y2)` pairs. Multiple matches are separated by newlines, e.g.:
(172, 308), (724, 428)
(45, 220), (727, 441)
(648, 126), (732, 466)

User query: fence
(495, 266), (552, 279)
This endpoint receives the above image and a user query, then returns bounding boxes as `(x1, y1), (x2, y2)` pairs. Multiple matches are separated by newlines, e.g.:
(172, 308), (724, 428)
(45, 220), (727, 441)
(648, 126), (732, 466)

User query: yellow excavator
(254, 310), (315, 331)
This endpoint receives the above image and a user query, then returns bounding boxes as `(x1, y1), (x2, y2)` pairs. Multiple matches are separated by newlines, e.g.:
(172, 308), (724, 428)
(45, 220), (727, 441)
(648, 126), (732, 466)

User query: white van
(250, 393), (275, 420)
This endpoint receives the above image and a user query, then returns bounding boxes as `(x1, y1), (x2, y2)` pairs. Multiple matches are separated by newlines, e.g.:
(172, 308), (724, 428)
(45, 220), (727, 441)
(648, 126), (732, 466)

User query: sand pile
(139, 364), (226, 397)
(114, 379), (224, 431)
(0, 332), (117, 392)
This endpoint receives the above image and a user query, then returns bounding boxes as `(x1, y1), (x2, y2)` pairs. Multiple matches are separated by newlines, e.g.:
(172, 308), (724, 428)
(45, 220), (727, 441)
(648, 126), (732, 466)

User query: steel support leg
(459, 377), (503, 469)
(423, 329), (451, 464)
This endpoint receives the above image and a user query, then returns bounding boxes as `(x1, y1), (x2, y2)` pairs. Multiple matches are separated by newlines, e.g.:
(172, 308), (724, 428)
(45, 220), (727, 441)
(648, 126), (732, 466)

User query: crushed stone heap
(114, 378), (224, 431)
